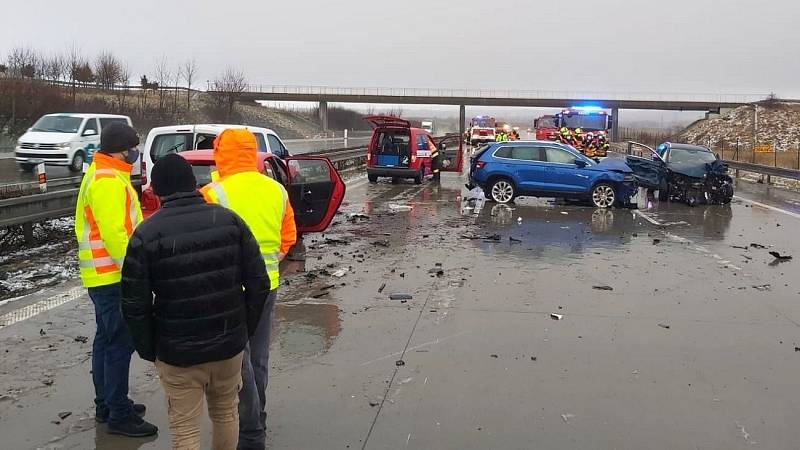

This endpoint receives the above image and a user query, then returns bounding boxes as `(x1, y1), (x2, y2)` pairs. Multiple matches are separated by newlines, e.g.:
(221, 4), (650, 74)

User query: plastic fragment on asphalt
(550, 313), (564, 320)
(769, 251), (792, 261)
(658, 323), (671, 329)
(390, 293), (413, 301)
(58, 411), (71, 420)
(592, 285), (614, 291)
(561, 413), (575, 423)
(332, 268), (349, 278)
(389, 204), (413, 211)
(396, 360), (405, 366)
(378, 283), (386, 293)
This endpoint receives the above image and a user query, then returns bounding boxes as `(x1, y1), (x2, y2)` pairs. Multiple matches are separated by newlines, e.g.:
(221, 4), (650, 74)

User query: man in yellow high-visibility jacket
(201, 128), (296, 450)
(74, 122), (157, 437)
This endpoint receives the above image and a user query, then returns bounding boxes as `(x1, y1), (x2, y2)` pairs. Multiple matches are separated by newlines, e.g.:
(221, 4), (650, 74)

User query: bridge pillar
(319, 101), (328, 132)
(459, 105), (465, 142)
(611, 107), (620, 142)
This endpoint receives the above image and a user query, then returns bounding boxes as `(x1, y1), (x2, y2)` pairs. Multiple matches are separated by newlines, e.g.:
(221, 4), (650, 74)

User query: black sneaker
(96, 404), (147, 424)
(107, 415), (158, 437)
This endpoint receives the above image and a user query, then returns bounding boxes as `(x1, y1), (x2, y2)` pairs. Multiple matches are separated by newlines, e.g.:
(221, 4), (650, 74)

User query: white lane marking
(0, 286), (84, 328)
(633, 210), (662, 226)
(734, 195), (800, 220)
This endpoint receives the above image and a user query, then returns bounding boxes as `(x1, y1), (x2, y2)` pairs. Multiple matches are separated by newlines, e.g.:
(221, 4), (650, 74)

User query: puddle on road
(274, 302), (342, 357)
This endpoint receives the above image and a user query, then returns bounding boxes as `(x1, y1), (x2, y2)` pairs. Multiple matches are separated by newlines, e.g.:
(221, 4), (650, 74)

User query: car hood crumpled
(669, 159), (729, 179)
(624, 156), (666, 188)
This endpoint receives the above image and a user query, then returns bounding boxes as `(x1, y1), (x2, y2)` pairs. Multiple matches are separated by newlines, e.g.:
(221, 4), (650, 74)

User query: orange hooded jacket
(201, 129), (297, 257)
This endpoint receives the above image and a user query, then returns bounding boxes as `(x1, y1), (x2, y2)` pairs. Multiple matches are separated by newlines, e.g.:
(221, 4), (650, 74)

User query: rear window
(374, 131), (409, 154)
(190, 164), (215, 187)
(266, 134), (285, 156)
(151, 133), (193, 161)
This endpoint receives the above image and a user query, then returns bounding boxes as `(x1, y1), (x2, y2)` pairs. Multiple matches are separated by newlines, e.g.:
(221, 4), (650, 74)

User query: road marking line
(734, 195), (800, 220)
(633, 210), (663, 226)
(0, 286), (83, 328)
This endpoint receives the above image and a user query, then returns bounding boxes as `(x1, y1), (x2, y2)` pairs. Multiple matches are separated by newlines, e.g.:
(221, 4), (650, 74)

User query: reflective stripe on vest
(206, 182), (230, 208)
(78, 168), (139, 275)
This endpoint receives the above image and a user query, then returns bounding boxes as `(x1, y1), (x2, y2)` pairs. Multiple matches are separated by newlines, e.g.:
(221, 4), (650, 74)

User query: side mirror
(83, 129), (97, 136)
(715, 153), (720, 160)
(574, 159), (588, 168)
(439, 142), (447, 151)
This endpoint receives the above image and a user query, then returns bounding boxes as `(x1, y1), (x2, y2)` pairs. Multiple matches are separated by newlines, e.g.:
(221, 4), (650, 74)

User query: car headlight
(57, 142), (71, 149)
(624, 174), (635, 182)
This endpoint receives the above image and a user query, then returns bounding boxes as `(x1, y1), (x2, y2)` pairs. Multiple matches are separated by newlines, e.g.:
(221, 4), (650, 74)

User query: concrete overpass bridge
(234, 85), (766, 139)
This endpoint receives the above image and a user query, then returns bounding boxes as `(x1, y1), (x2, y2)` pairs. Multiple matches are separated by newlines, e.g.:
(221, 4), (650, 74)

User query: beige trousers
(156, 352), (244, 450)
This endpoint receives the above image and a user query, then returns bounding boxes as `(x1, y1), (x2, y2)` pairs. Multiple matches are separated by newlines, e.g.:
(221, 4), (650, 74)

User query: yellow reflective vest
(202, 171), (287, 289)
(74, 153), (142, 288)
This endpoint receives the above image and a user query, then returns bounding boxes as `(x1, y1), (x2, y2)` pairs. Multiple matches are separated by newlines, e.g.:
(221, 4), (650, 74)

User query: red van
(365, 116), (437, 184)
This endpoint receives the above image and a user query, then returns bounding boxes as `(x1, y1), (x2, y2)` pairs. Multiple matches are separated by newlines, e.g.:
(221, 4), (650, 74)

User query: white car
(141, 124), (290, 190)
(15, 113), (132, 172)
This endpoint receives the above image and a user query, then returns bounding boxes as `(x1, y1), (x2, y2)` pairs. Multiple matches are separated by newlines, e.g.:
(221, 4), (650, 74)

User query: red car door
(281, 156), (346, 233)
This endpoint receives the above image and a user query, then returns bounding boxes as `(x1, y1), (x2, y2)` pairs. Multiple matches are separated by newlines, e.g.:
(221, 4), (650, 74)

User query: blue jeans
(89, 283), (136, 423)
(238, 288), (276, 450)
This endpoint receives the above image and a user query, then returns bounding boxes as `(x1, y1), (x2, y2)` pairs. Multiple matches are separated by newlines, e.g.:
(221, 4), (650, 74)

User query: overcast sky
(2, 0), (798, 117)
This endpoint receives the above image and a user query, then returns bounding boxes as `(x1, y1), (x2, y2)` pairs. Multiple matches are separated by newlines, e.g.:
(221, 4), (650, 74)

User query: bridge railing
(243, 85), (766, 104)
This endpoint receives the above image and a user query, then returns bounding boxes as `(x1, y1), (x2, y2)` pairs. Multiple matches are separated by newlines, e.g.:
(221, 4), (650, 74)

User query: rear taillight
(475, 161), (486, 170)
(140, 160), (147, 185)
(141, 188), (160, 212)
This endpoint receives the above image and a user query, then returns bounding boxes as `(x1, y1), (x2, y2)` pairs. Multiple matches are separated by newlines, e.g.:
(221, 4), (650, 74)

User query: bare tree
(43, 53), (66, 83)
(116, 63), (131, 109)
(95, 51), (122, 89)
(211, 67), (247, 121)
(66, 46), (83, 103)
(153, 56), (171, 114)
(180, 58), (199, 111)
(6, 47), (38, 78)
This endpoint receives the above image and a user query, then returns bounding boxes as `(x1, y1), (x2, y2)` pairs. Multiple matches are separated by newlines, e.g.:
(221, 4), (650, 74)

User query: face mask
(125, 149), (140, 165)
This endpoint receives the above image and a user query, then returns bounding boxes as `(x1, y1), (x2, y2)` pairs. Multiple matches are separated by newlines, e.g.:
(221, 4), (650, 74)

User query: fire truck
(533, 114), (558, 140)
(542, 107), (614, 157)
(467, 116), (496, 146)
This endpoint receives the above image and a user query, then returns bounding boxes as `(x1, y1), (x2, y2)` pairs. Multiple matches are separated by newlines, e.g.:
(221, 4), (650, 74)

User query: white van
(141, 124), (290, 189)
(15, 113), (133, 172)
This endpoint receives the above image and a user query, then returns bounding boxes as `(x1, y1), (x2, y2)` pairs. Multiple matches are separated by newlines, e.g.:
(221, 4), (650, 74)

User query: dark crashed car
(625, 142), (733, 207)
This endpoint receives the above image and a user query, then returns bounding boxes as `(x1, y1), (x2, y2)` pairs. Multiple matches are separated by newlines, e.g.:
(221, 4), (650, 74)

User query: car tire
(19, 163), (36, 173)
(368, 174), (378, 183)
(686, 191), (699, 207)
(69, 151), (85, 173)
(591, 183), (616, 208)
(489, 178), (516, 204)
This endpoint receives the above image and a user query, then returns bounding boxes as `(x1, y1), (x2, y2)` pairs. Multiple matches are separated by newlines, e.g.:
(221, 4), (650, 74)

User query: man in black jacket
(121, 154), (269, 450)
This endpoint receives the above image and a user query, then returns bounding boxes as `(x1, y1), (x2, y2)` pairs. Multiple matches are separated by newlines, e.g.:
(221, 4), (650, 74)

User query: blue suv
(468, 141), (636, 208)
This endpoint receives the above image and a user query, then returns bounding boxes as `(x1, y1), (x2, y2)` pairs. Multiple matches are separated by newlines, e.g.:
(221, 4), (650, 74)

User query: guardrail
(724, 160), (800, 181)
(0, 146), (371, 240)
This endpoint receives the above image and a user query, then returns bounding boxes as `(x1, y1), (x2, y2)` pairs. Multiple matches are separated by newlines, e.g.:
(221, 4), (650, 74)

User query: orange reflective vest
(74, 153), (142, 288)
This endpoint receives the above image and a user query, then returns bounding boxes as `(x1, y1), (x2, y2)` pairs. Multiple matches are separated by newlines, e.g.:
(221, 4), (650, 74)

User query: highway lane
(1, 175), (800, 449)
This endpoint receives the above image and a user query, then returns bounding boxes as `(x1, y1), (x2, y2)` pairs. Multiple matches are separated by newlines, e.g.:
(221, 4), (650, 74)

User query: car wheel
(69, 151), (85, 173)
(368, 174), (378, 183)
(489, 178), (515, 204)
(19, 163), (36, 172)
(591, 183), (616, 208)
(686, 191), (699, 207)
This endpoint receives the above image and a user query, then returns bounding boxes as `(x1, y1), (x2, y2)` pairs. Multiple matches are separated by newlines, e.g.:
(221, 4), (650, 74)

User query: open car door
(284, 156), (346, 233)
(435, 133), (464, 173)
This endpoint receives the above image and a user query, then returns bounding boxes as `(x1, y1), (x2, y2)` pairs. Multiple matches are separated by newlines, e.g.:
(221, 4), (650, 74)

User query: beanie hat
(100, 122), (139, 154)
(151, 154), (197, 197)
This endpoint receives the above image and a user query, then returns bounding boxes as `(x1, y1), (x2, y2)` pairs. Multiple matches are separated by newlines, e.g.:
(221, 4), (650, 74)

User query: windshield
(560, 114), (607, 131)
(536, 117), (556, 128)
(30, 116), (83, 133)
(669, 148), (717, 164)
(471, 117), (496, 128)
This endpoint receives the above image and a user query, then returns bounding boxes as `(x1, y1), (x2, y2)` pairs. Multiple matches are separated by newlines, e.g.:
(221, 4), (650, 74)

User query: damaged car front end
(624, 142), (734, 207)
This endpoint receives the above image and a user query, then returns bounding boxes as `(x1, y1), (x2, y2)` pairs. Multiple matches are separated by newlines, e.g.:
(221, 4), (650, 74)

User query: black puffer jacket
(121, 191), (269, 367)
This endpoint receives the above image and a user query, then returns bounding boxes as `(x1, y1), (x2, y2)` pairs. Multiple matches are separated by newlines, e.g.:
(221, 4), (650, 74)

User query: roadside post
(36, 161), (47, 194)
(344, 129), (348, 147)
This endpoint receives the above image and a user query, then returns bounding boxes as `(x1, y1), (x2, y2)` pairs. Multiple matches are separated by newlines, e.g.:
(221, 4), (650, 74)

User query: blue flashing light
(571, 105), (604, 112)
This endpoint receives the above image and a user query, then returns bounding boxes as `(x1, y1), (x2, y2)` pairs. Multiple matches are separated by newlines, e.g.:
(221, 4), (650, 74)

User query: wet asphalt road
(1, 173), (800, 449)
